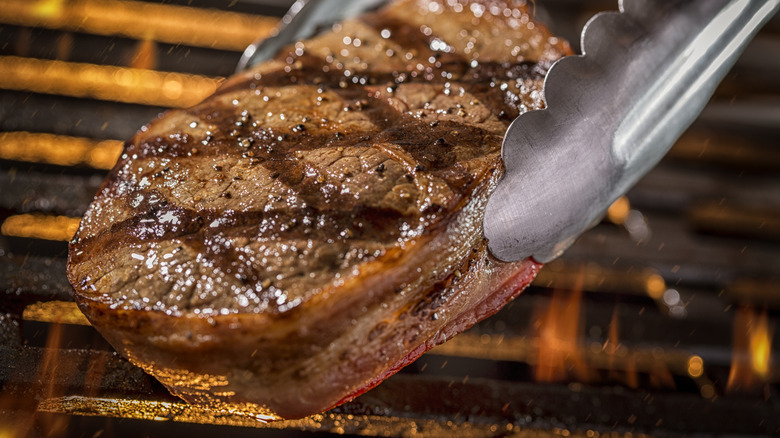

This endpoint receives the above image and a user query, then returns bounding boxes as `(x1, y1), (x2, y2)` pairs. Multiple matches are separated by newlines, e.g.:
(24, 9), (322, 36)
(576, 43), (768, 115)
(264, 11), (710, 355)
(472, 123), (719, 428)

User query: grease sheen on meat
(67, 0), (570, 420)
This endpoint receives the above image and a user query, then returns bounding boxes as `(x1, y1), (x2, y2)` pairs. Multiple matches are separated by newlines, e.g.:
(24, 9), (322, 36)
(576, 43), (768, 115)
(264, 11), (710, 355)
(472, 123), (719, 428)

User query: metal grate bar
(0, 0), (278, 52)
(0, 56), (222, 108)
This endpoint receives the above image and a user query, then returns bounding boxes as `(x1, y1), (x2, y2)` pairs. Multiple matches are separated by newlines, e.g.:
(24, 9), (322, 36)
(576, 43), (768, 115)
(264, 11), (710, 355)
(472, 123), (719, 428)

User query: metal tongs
(485, 0), (780, 262)
(239, 0), (779, 263)
(237, 0), (387, 72)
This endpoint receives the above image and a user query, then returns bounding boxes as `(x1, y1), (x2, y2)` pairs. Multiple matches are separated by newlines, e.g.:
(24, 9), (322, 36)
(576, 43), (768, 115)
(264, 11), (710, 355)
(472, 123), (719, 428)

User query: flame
(603, 307), (639, 389)
(533, 268), (591, 383)
(0, 321), (110, 436)
(40, 323), (66, 396)
(130, 39), (157, 70)
(1, 324), (74, 438)
(727, 307), (773, 393)
(530, 267), (680, 389)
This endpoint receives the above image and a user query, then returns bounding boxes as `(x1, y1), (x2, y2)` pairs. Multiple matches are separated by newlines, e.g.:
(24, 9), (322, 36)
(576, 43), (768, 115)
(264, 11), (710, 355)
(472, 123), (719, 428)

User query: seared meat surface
(68, 0), (570, 419)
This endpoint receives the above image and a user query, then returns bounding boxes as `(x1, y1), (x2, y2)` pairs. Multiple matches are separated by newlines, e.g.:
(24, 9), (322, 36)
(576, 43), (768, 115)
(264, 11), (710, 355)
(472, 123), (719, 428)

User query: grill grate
(1, 1), (779, 436)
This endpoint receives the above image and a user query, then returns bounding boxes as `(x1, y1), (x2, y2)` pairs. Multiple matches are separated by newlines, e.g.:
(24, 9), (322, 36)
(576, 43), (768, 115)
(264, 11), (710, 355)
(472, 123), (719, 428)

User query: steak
(67, 0), (570, 420)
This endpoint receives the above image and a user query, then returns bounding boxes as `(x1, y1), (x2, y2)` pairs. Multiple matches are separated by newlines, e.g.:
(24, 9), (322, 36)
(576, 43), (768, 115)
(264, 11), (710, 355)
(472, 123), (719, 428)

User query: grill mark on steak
(117, 73), (537, 204)
(103, 72), (523, 248)
(217, 58), (544, 99)
(70, 201), (413, 265)
(75, 62), (551, 316)
(77, 74), (537, 307)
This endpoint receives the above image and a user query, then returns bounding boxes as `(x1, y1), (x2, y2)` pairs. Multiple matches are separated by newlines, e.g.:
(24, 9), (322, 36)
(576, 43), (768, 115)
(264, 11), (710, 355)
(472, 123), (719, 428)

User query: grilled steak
(67, 0), (570, 419)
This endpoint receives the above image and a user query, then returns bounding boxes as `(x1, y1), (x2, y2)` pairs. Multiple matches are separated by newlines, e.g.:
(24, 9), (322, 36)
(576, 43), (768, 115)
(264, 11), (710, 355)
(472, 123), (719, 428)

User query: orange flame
(129, 39), (158, 70)
(727, 307), (773, 393)
(37, 324), (71, 437)
(532, 269), (679, 390)
(0, 323), (87, 437)
(534, 268), (592, 383)
(0, 325), (68, 437)
(604, 307), (639, 389)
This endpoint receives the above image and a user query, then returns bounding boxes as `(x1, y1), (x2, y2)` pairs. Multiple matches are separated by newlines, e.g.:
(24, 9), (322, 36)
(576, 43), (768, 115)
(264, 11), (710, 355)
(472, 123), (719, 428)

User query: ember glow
(727, 307), (774, 393)
(606, 196), (630, 225)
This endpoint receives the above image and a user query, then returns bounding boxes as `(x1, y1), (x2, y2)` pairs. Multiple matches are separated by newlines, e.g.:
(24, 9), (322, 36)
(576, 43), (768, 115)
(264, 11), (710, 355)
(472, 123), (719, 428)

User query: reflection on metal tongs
(484, 0), (780, 262)
(237, 0), (387, 72)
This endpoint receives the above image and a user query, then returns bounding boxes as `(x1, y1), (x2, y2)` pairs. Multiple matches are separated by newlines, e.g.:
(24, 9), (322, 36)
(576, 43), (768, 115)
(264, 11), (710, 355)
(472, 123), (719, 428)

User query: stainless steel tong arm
(237, 0), (387, 71)
(484, 0), (780, 263)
